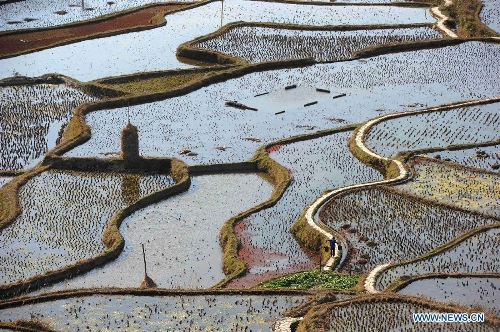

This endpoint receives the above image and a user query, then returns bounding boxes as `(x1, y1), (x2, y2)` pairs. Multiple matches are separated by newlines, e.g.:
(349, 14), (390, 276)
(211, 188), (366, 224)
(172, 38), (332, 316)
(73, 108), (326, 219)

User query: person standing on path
(328, 237), (336, 257)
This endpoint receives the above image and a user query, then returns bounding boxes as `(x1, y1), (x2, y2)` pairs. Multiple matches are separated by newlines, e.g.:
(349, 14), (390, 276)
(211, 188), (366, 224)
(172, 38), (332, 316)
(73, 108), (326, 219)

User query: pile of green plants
(259, 270), (358, 290)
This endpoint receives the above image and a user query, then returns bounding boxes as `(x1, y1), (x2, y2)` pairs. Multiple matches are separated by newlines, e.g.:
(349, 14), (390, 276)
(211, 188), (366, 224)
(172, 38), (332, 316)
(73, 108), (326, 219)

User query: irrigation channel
(0, 0), (500, 330)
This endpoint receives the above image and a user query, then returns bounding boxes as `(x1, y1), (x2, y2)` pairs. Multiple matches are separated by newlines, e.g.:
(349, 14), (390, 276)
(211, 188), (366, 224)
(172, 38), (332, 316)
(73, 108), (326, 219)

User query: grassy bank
(258, 269), (358, 290)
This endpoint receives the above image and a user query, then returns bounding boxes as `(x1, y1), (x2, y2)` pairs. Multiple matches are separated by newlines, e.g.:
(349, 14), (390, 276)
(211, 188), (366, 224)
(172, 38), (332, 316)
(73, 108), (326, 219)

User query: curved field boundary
(386, 272), (500, 293)
(363, 158), (500, 293)
(296, 293), (500, 331)
(318, 156), (500, 273)
(396, 138), (500, 169)
(383, 173), (500, 221)
(366, 194), (500, 293)
(0, 76), (108, 230)
(177, 20), (436, 65)
(364, 263), (393, 294)
(44, 58), (315, 160)
(296, 96), (500, 293)
(373, 222), (500, 293)
(391, 156), (500, 209)
(0, 165), (49, 229)
(273, 317), (302, 332)
(300, 119), (409, 274)
(0, 1), (214, 59)
(214, 153), (292, 288)
(352, 96), (500, 166)
(373, 156), (500, 221)
(354, 97), (500, 293)
(0, 158), (190, 299)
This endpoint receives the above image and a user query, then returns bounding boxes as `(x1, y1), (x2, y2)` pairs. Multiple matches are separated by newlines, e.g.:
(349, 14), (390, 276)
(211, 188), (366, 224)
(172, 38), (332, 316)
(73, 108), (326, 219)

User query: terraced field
(433, 145), (500, 171)
(0, 0), (499, 330)
(376, 228), (500, 291)
(396, 158), (500, 217)
(0, 170), (174, 285)
(0, 84), (97, 170)
(319, 186), (497, 272)
(0, 293), (309, 331)
(194, 26), (442, 62)
(399, 277), (500, 316)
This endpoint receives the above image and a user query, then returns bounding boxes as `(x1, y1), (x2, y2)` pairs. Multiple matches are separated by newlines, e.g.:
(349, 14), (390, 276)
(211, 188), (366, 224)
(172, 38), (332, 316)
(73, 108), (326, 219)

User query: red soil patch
(0, 3), (188, 58)
(225, 218), (318, 289)
(266, 144), (282, 154)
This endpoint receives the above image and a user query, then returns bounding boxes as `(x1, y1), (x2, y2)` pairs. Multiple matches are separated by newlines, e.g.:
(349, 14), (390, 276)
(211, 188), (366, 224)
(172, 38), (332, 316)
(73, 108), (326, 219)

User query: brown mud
(225, 218), (318, 289)
(0, 3), (188, 58)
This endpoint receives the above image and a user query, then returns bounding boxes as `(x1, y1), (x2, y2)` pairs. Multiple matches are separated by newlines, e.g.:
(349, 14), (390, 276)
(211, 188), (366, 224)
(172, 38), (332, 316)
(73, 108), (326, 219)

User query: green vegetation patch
(110, 72), (210, 94)
(259, 270), (358, 290)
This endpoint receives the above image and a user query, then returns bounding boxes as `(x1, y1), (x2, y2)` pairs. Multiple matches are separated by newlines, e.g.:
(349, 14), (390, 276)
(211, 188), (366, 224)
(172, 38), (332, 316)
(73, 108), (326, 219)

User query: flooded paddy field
(227, 132), (381, 287)
(65, 79), (358, 163)
(0, 0), (434, 81)
(396, 158), (500, 217)
(364, 102), (500, 158)
(434, 145), (500, 171)
(0, 0), (198, 31)
(319, 187), (498, 273)
(481, 0), (500, 33)
(0, 293), (308, 331)
(194, 26), (442, 63)
(36, 173), (273, 292)
(322, 299), (494, 331)
(0, 170), (174, 285)
(0, 0), (499, 327)
(0, 84), (97, 171)
(376, 228), (500, 291)
(66, 42), (500, 163)
(399, 277), (500, 316)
